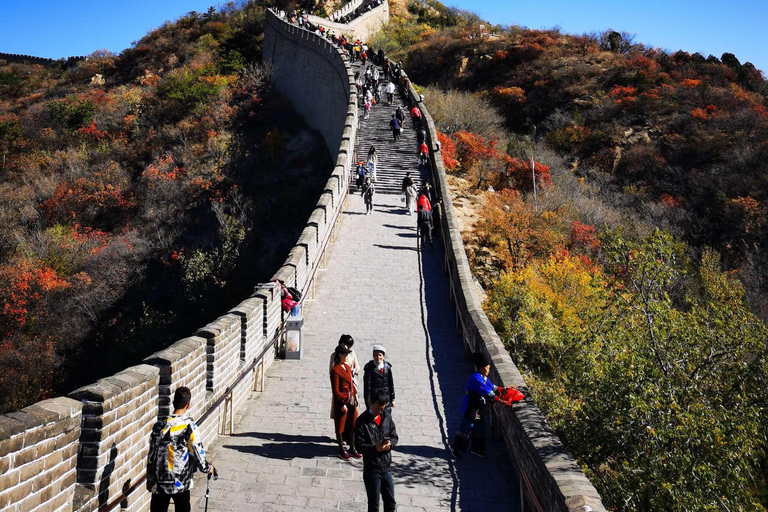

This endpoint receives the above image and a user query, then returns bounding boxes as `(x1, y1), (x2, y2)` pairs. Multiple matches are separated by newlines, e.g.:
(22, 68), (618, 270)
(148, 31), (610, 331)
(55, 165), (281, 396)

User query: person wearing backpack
(147, 387), (214, 512)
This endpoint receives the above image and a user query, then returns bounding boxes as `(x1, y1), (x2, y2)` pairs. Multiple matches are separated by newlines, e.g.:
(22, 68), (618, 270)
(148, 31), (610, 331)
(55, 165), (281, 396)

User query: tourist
(401, 172), (414, 214)
(406, 182), (418, 215)
(432, 197), (443, 240)
(417, 141), (429, 168)
(389, 114), (401, 143)
(367, 146), (378, 182)
(410, 106), (422, 129)
(331, 345), (362, 460)
(363, 345), (395, 410)
(417, 201), (433, 246)
(449, 352), (524, 458)
(147, 387), (214, 512)
(384, 81), (396, 105)
(363, 177), (375, 215)
(355, 388), (399, 512)
(328, 334), (361, 382)
(395, 106), (405, 127)
(421, 180), (434, 204)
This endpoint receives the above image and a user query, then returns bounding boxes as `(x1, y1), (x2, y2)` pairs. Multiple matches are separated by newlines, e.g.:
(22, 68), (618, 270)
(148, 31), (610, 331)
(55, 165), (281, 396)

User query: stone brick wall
(68, 365), (159, 512)
(401, 73), (609, 512)
(143, 337), (210, 441)
(264, 11), (354, 161)
(0, 397), (82, 512)
(2, 8), (358, 512)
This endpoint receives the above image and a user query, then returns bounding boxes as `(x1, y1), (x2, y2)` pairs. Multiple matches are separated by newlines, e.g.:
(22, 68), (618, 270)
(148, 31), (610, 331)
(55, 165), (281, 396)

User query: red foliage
(437, 132), (458, 170)
(41, 165), (136, 225)
(660, 194), (683, 208)
(609, 85), (638, 106)
(570, 221), (600, 250)
(506, 157), (552, 192)
(0, 264), (69, 335)
(453, 131), (498, 169)
(78, 121), (109, 140)
(142, 154), (186, 184)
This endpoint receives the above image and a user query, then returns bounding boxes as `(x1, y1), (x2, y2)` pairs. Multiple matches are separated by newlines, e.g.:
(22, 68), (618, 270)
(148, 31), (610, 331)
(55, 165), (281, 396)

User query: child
(449, 352), (523, 458)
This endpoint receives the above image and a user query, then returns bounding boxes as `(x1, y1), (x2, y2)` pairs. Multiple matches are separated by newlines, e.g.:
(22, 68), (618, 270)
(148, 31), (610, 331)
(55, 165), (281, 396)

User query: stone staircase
(351, 61), (428, 195)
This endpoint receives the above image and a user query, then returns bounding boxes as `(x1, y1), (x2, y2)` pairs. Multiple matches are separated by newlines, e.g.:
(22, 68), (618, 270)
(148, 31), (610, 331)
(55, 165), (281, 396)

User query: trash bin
(285, 316), (304, 360)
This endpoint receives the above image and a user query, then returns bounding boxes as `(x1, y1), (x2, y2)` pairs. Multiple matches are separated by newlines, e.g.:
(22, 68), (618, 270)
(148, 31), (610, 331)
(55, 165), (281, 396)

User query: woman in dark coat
(363, 344), (395, 410)
(331, 345), (362, 460)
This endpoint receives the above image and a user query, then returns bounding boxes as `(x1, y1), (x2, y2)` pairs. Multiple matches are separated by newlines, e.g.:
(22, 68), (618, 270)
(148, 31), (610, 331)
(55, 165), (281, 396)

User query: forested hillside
(371, 1), (768, 510)
(0, 1), (333, 413)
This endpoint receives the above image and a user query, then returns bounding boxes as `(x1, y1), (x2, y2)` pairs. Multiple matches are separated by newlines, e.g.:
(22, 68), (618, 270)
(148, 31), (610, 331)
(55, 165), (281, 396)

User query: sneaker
(339, 450), (350, 461)
(348, 450), (363, 459)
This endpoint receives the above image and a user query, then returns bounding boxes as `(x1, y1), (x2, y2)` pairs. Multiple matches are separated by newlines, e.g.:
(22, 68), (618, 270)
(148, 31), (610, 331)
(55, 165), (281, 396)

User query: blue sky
(0, 1), (766, 74)
(448, 0), (768, 73)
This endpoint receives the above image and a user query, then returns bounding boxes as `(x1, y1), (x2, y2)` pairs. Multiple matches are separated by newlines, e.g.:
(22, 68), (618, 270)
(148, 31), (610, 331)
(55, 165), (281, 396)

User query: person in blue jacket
(449, 351), (515, 458)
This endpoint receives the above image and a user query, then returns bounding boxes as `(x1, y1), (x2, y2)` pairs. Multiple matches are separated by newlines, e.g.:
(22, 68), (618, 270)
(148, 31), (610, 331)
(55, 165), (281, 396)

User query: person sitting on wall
(147, 386), (214, 512)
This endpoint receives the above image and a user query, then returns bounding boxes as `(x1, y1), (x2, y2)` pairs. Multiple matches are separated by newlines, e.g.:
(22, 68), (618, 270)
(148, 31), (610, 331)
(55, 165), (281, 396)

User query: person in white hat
(363, 344), (395, 411)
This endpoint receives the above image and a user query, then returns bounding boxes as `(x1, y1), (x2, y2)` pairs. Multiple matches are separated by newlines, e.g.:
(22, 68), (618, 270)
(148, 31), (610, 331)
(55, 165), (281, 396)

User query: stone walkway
(188, 193), (519, 511)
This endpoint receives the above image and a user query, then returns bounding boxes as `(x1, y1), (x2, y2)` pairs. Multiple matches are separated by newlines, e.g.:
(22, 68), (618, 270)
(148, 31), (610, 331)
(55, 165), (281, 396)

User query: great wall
(0, 3), (607, 511)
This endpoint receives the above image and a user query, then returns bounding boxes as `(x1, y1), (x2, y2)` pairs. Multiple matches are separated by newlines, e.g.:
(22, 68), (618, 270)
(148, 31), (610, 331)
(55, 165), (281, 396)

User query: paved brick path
(189, 193), (519, 511)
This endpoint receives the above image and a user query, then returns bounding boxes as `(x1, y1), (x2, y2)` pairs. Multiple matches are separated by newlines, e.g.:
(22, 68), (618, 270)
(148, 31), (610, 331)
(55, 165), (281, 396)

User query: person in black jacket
(363, 345), (395, 410)
(355, 389), (398, 512)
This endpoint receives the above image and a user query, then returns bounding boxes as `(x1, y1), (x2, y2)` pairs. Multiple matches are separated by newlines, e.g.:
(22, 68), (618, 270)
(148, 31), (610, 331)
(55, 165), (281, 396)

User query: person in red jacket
(331, 345), (361, 460)
(417, 142), (429, 168)
(409, 106), (422, 129)
(417, 193), (431, 213)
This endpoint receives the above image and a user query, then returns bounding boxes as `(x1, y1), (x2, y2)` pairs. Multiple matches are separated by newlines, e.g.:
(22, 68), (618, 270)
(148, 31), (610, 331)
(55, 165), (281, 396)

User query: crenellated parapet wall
(330, 0), (364, 21)
(399, 73), (609, 511)
(0, 52), (86, 67)
(0, 397), (82, 512)
(307, 1), (390, 44)
(0, 9), (358, 512)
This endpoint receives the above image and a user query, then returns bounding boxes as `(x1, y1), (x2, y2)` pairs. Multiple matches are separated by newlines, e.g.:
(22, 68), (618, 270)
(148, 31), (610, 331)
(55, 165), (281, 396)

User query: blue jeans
(363, 471), (396, 512)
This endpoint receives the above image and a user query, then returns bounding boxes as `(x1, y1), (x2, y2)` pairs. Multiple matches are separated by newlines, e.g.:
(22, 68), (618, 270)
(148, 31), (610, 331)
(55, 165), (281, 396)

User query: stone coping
(400, 71), (608, 512)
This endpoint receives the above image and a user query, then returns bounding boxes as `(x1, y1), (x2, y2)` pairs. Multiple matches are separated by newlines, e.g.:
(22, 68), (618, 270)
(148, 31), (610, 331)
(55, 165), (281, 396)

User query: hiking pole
(204, 467), (219, 512)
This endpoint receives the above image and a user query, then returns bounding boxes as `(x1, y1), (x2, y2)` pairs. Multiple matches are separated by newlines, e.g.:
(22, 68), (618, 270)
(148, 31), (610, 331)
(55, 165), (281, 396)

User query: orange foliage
(691, 108), (710, 120)
(0, 264), (69, 333)
(453, 130), (499, 170)
(492, 86), (526, 103)
(41, 164), (136, 224)
(609, 85), (637, 106)
(142, 154), (186, 184)
(730, 196), (766, 234)
(628, 56), (659, 74)
(681, 78), (701, 88)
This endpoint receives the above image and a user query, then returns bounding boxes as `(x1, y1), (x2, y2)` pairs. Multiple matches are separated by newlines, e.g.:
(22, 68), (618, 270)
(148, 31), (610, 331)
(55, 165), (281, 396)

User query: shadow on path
(415, 224), (522, 511)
